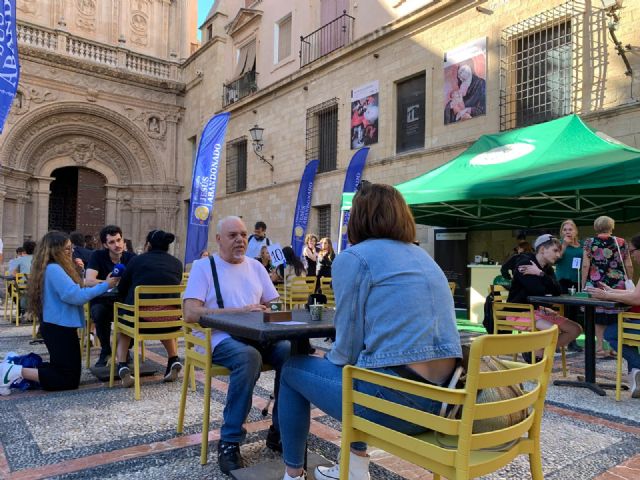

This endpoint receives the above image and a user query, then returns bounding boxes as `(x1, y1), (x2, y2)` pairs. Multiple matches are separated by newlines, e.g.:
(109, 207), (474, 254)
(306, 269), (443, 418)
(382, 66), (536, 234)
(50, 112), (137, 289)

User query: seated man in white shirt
(183, 216), (290, 474)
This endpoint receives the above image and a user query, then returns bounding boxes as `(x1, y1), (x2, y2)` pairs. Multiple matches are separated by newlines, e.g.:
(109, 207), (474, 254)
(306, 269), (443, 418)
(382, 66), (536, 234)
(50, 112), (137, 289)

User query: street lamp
(249, 124), (274, 171)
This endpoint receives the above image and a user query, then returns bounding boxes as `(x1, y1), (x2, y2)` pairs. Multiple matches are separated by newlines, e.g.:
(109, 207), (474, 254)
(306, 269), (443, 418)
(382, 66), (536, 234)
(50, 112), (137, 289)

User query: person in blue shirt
(278, 182), (462, 480)
(0, 232), (118, 395)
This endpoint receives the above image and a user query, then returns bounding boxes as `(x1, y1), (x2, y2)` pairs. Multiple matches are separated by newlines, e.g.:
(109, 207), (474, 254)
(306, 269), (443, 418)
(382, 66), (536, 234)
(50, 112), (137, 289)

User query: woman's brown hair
(28, 231), (82, 318)
(347, 181), (416, 245)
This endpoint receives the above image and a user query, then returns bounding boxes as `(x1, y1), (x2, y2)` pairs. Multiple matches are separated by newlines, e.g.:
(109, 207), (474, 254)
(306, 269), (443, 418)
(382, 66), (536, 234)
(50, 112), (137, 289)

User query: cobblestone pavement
(1, 319), (639, 480)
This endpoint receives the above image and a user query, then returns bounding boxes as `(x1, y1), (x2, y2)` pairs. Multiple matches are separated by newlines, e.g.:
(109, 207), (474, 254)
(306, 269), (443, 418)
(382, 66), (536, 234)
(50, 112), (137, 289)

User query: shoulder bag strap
(613, 237), (629, 281)
(209, 256), (224, 309)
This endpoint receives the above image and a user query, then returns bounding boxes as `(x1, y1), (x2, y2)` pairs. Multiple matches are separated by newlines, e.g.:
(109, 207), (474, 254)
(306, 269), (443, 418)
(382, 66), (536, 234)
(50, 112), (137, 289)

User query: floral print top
(583, 234), (628, 289)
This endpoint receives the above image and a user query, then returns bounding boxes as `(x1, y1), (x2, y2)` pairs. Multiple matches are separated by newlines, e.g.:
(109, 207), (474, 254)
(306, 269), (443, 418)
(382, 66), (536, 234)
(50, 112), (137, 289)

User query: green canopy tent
(340, 115), (640, 233)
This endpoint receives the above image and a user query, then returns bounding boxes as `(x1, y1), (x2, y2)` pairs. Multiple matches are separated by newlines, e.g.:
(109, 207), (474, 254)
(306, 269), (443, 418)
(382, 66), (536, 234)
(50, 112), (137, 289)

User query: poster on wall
(350, 80), (379, 149)
(443, 38), (487, 125)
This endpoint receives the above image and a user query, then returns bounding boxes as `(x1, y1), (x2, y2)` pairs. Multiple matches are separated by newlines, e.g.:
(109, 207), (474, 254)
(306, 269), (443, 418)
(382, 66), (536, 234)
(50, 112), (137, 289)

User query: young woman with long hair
(0, 231), (118, 395)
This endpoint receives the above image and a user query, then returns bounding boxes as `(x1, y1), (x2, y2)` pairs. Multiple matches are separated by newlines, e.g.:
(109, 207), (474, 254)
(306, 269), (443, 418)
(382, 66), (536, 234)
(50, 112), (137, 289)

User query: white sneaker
(0, 362), (23, 396)
(315, 452), (370, 480)
(282, 472), (306, 480)
(629, 368), (640, 398)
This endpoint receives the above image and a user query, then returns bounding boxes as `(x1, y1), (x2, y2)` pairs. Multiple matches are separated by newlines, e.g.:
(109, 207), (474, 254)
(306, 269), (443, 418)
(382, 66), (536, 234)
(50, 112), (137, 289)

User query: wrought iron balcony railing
(300, 11), (355, 67)
(222, 70), (258, 107)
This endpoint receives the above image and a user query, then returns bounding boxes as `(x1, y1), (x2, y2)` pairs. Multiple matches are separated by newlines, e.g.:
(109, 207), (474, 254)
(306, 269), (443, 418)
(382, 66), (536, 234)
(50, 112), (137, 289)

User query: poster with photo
(351, 80), (379, 149)
(444, 38), (487, 125)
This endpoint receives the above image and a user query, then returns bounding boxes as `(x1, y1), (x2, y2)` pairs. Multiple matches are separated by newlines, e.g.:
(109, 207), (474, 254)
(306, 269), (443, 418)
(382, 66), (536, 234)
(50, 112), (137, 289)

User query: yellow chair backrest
(490, 284), (509, 303)
(129, 284), (185, 329)
(15, 273), (29, 290)
(181, 272), (190, 285)
(492, 302), (535, 334)
(341, 327), (559, 480)
(288, 276), (311, 309)
(448, 281), (456, 296)
(615, 312), (640, 400)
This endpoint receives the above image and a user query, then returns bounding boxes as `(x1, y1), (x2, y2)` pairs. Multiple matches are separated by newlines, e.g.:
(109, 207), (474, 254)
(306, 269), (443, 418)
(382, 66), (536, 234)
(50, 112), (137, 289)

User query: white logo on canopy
(469, 143), (535, 166)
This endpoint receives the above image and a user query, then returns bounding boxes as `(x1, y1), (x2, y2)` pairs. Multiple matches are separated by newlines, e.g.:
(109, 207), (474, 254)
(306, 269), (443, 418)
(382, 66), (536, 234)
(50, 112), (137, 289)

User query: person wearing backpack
(246, 221), (271, 258)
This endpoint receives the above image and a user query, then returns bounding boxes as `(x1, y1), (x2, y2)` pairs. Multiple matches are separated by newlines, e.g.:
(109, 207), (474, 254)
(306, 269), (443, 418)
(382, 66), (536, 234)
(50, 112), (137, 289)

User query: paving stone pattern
(1, 321), (639, 479)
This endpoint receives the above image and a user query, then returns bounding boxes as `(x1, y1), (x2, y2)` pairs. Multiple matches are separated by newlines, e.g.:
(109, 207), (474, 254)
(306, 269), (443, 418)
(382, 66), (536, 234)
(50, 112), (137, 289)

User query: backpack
(482, 292), (495, 334)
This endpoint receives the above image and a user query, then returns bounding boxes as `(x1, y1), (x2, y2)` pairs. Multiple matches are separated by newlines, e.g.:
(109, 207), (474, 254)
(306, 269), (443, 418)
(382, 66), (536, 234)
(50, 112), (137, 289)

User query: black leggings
(39, 322), (82, 391)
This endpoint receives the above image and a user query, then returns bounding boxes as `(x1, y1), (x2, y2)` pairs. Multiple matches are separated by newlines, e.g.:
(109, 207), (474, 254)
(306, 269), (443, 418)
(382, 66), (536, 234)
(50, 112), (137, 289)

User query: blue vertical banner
(184, 112), (230, 264)
(340, 147), (369, 250)
(0, 0), (20, 133)
(291, 160), (319, 258)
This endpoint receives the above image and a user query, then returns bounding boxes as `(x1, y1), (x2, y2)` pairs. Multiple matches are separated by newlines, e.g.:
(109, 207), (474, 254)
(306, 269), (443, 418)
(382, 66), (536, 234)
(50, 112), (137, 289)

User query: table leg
(552, 305), (611, 396)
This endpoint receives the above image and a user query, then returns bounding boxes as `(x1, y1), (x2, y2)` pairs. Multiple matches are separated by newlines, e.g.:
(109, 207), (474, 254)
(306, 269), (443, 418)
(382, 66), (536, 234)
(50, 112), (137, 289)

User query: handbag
(613, 237), (635, 291)
(436, 345), (527, 450)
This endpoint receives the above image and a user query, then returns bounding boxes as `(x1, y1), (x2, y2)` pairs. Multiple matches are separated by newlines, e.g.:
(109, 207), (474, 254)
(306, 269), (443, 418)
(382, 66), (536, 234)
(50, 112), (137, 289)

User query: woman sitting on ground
(114, 229), (184, 388)
(278, 182), (462, 480)
(271, 246), (306, 284)
(507, 234), (582, 361)
(587, 234), (640, 398)
(0, 231), (118, 395)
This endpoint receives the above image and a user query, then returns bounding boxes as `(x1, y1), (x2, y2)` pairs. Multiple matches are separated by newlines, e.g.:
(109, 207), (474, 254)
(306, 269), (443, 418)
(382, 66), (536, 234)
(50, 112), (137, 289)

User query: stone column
(105, 184), (119, 224)
(15, 194), (29, 241)
(131, 207), (141, 246)
(32, 176), (53, 239)
(0, 189), (6, 238)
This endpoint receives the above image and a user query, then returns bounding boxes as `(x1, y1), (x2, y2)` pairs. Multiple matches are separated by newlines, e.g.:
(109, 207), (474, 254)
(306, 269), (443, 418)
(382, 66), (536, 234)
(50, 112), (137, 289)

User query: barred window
(316, 205), (332, 239)
(306, 99), (339, 173)
(226, 137), (247, 194)
(500, 2), (579, 130)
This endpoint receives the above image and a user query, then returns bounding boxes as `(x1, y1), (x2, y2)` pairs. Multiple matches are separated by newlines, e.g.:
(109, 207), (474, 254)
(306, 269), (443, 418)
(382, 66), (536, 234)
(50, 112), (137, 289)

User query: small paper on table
(271, 321), (307, 325)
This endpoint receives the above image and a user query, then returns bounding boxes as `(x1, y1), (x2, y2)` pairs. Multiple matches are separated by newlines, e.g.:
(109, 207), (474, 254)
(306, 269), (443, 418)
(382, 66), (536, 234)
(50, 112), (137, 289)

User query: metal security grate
(306, 98), (339, 173)
(226, 137), (247, 194)
(500, 1), (583, 130)
(316, 205), (332, 240)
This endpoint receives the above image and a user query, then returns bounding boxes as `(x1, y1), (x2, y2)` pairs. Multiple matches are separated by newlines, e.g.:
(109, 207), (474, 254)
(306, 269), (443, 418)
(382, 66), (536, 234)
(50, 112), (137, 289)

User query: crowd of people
(2, 186), (640, 479)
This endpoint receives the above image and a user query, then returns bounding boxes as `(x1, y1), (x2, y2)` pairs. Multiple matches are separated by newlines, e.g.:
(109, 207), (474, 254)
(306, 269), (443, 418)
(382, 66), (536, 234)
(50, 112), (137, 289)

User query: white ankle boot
(315, 451), (370, 480)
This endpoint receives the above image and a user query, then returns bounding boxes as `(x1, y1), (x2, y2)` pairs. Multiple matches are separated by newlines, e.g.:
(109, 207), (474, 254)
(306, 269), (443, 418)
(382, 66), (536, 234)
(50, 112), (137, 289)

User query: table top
(527, 294), (622, 309)
(199, 309), (335, 343)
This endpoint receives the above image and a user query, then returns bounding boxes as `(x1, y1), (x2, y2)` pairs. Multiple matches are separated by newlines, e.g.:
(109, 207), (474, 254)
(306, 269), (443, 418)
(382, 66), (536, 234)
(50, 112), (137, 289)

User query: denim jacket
(326, 238), (462, 368)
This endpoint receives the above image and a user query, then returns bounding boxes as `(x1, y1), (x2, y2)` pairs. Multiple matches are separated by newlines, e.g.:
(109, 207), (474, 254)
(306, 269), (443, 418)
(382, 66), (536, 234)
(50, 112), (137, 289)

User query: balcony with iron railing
(16, 21), (179, 82)
(300, 11), (355, 67)
(222, 70), (257, 107)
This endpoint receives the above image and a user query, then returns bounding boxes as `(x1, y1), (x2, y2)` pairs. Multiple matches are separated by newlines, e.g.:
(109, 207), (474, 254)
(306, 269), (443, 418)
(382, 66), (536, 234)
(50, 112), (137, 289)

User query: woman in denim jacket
(279, 182), (462, 480)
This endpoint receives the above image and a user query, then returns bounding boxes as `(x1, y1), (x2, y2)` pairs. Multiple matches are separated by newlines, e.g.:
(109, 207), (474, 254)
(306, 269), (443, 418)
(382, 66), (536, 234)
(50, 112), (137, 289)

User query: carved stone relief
(17, 0), (37, 15)
(123, 107), (168, 140)
(76, 0), (97, 32)
(7, 85), (58, 124)
(130, 1), (151, 47)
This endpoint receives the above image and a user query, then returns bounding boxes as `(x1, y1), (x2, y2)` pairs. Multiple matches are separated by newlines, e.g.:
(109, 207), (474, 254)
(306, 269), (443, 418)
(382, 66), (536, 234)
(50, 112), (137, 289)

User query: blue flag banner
(184, 112), (230, 264)
(291, 160), (319, 258)
(0, 0), (20, 134)
(340, 147), (369, 250)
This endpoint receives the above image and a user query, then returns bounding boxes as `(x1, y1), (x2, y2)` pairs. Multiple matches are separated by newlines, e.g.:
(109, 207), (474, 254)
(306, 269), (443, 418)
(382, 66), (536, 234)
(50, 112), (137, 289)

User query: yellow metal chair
(177, 322), (272, 464)
(493, 302), (567, 376)
(288, 276), (311, 309)
(304, 276), (317, 292)
(10, 273), (29, 326)
(340, 327), (559, 480)
(109, 285), (185, 400)
(181, 272), (190, 285)
(615, 312), (640, 401)
(319, 277), (335, 307)
(3, 271), (12, 322)
(448, 281), (456, 296)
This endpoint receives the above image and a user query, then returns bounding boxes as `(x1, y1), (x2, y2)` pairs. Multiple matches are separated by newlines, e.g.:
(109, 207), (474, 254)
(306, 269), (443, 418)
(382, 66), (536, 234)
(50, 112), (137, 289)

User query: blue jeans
(212, 337), (291, 443)
(278, 355), (444, 469)
(605, 319), (640, 372)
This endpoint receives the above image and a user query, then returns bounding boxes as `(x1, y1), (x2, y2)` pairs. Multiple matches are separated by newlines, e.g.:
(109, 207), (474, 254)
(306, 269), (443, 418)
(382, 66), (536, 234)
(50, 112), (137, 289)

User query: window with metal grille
(306, 99), (339, 173)
(226, 137), (247, 194)
(316, 205), (332, 240)
(275, 14), (292, 63)
(500, 2), (580, 130)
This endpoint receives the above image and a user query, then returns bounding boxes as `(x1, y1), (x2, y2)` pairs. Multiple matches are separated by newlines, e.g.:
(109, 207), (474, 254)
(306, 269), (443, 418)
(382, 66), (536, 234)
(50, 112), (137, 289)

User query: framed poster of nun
(444, 38), (487, 125)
